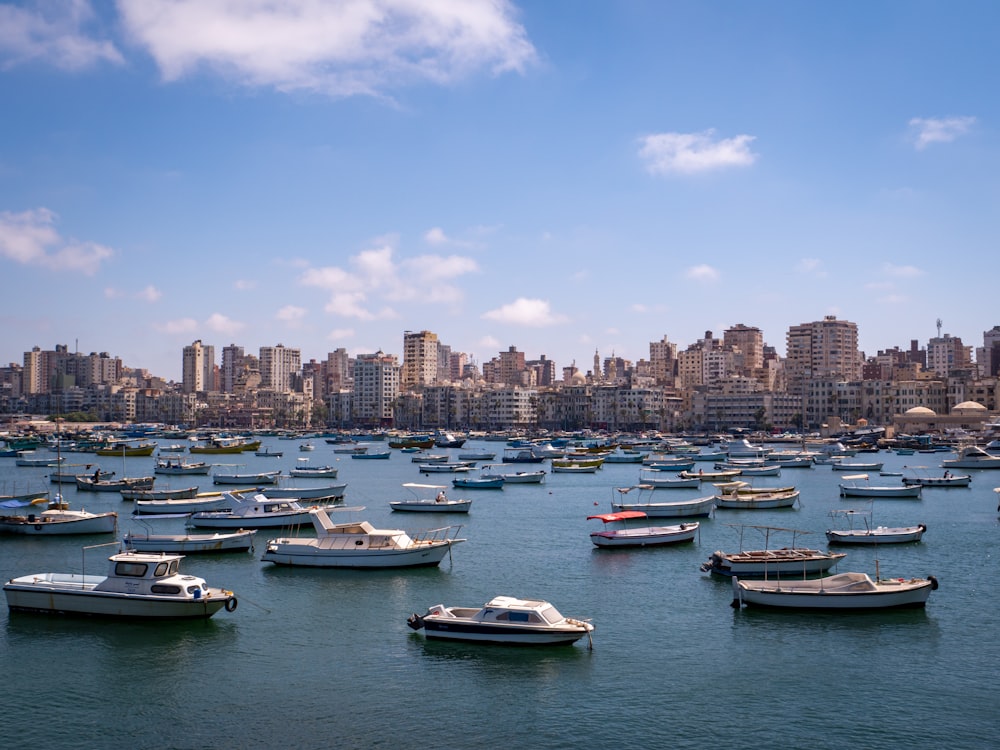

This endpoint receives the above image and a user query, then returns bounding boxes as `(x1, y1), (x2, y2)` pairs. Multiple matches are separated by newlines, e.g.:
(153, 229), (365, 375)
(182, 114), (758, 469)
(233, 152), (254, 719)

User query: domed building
(893, 401), (993, 434)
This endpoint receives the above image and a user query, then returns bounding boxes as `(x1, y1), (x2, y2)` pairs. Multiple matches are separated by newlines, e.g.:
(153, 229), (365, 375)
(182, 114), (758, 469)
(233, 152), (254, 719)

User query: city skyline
(2, 2), (997, 381)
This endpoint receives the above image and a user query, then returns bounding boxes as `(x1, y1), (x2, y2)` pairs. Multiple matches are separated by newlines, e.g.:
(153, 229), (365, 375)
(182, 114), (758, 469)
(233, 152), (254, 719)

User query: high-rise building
(221, 344), (245, 393)
(182, 340), (214, 394)
(926, 334), (972, 377)
(352, 351), (400, 425)
(649, 336), (678, 386)
(402, 330), (439, 389)
(785, 316), (861, 393)
(259, 344), (301, 392)
(979, 325), (1000, 377)
(724, 324), (764, 375)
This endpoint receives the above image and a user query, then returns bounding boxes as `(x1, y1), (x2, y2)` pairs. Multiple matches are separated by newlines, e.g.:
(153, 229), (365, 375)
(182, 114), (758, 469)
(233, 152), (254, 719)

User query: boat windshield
(539, 605), (564, 624)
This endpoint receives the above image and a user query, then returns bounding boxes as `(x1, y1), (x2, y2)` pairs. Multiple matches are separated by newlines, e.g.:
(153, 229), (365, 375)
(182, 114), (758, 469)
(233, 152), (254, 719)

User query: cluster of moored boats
(4, 432), (1000, 642)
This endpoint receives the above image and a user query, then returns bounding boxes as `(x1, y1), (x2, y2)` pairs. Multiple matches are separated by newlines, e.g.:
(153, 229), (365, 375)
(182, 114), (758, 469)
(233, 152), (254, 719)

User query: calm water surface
(2, 440), (998, 749)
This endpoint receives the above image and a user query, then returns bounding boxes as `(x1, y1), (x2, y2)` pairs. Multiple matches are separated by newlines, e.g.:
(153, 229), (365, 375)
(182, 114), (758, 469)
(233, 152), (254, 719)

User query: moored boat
(123, 529), (256, 553)
(212, 470), (281, 485)
(187, 492), (315, 528)
(838, 474), (922, 498)
(587, 510), (698, 548)
(702, 524), (844, 577)
(731, 571), (938, 610)
(825, 509), (926, 545)
(120, 485), (200, 501)
(154, 458), (211, 475)
(406, 596), (593, 646)
(389, 484), (472, 512)
(3, 549), (237, 618)
(0, 498), (117, 535)
(610, 485), (715, 518)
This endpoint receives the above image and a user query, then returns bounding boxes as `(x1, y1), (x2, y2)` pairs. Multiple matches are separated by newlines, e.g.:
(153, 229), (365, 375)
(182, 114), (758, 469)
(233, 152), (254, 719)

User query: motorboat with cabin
(407, 595), (594, 646)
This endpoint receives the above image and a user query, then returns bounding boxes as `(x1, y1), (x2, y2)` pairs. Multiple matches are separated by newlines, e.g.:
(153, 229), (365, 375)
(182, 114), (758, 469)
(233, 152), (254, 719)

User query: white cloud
(685, 264), (720, 282)
(883, 262), (925, 278)
(909, 116), (976, 150)
(104, 287), (125, 299)
(424, 227), (448, 245)
(482, 298), (569, 327)
(0, 0), (123, 71)
(0, 208), (113, 275)
(137, 285), (162, 302)
(156, 318), (199, 335)
(276, 304), (307, 323)
(796, 258), (826, 277)
(234, 279), (257, 291)
(301, 239), (477, 317)
(206, 313), (245, 336)
(117, 0), (537, 98)
(478, 335), (500, 351)
(327, 328), (355, 341)
(638, 129), (757, 175)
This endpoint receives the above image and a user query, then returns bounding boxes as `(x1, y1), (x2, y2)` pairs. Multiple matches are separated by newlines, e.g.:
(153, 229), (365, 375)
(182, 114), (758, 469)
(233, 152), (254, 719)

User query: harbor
(1, 435), (997, 749)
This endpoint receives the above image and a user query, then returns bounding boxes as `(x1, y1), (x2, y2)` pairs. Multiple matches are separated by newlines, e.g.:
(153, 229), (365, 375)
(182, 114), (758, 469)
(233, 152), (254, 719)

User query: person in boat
(943, 470), (951, 479)
(436, 490), (447, 503)
(93, 467), (101, 483)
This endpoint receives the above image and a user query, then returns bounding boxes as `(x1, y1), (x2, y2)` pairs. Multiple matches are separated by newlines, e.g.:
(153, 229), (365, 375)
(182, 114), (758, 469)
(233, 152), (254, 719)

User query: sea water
(1, 440), (998, 749)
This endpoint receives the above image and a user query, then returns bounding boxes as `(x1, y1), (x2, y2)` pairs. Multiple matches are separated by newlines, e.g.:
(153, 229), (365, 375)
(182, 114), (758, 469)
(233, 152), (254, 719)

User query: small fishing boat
(480, 465), (545, 484)
(587, 510), (698, 548)
(452, 475), (505, 489)
(838, 474), (922, 498)
(154, 458), (211, 475)
(638, 469), (700, 488)
(212, 470), (281, 485)
(389, 483), (472, 512)
(701, 525), (845, 577)
(407, 596), (594, 646)
(611, 484), (715, 518)
(731, 571), (938, 610)
(825, 509), (927, 545)
(123, 529), (256, 554)
(351, 450), (391, 460)
(120, 486), (200, 501)
(3, 549), (237, 618)
(95, 442), (156, 457)
(76, 475), (155, 493)
(133, 494), (234, 516)
(418, 462), (476, 473)
(901, 467), (973, 487)
(0, 497), (117, 535)
(15, 452), (64, 467)
(289, 460), (338, 478)
(261, 483), (348, 500)
(255, 447), (284, 457)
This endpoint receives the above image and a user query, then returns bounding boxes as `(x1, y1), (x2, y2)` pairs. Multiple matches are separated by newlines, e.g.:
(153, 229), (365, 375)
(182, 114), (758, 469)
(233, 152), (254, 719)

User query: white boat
(0, 500), (117, 535)
(826, 509), (927, 545)
(587, 510), (699, 548)
(299, 443), (315, 452)
(457, 451), (495, 461)
(133, 494), (233, 515)
(212, 470), (281, 485)
(262, 483), (348, 500)
(942, 445), (1000, 469)
(418, 462), (476, 473)
(120, 485), (200, 501)
(255, 447), (284, 457)
(15, 452), (64, 467)
(722, 439), (770, 458)
(261, 508), (465, 568)
(157, 444), (187, 453)
(123, 529), (256, 553)
(713, 485), (800, 509)
(610, 485), (715, 518)
(830, 460), (884, 472)
(389, 483), (472, 513)
(637, 470), (701, 488)
(701, 525), (845, 577)
(188, 492), (316, 528)
(838, 474), (922, 498)
(901, 468), (972, 487)
(351, 450), (391, 460)
(3, 549), (237, 618)
(76, 475), (155, 493)
(154, 458), (211, 475)
(452, 475), (505, 489)
(49, 466), (110, 483)
(289, 460), (338, 478)
(480, 465), (546, 484)
(406, 596), (594, 646)
(731, 571), (938, 610)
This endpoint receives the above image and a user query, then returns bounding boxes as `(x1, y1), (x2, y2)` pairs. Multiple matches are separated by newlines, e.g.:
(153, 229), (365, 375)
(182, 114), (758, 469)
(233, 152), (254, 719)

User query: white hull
(733, 573), (935, 609)
(389, 500), (472, 512)
(124, 530), (256, 553)
(133, 496), (231, 514)
(121, 486), (200, 501)
(154, 464), (211, 475)
(4, 575), (230, 618)
(289, 468), (339, 478)
(705, 549), (846, 576)
(590, 523), (698, 547)
(0, 511), (117, 535)
(839, 485), (922, 498)
(188, 510), (313, 528)
(613, 496), (715, 518)
(714, 491), (799, 509)
(213, 472), (280, 485)
(422, 627), (589, 645)
(262, 484), (347, 499)
(261, 540), (455, 568)
(484, 471), (545, 484)
(826, 525), (926, 545)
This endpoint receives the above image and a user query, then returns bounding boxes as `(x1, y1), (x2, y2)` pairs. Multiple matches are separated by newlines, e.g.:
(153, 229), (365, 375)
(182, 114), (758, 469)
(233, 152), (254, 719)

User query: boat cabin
(92, 552), (211, 599)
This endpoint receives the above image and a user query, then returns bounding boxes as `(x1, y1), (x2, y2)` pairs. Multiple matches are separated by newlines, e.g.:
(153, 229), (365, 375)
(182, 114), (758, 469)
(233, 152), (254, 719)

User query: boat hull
(590, 523), (698, 547)
(123, 531), (256, 553)
(704, 549), (846, 577)
(838, 485), (922, 498)
(733, 574), (935, 609)
(420, 621), (590, 645)
(825, 525), (926, 545)
(612, 497), (715, 518)
(188, 511), (313, 528)
(262, 484), (347, 499)
(0, 513), (117, 535)
(3, 581), (231, 619)
(261, 541), (455, 568)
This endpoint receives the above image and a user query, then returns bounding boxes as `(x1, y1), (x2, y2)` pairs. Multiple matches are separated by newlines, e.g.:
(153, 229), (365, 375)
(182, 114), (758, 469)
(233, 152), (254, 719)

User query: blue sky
(1, 0), (996, 381)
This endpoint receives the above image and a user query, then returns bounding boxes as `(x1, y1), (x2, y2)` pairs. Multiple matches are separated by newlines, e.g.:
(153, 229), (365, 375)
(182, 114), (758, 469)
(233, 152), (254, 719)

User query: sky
(1, 0), (997, 382)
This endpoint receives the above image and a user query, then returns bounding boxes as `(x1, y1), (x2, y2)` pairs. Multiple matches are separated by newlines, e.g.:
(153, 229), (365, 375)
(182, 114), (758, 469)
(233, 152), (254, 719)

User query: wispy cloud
(327, 328), (355, 341)
(206, 313), (245, 336)
(276, 305), (307, 327)
(233, 279), (257, 291)
(883, 262), (925, 278)
(0, 208), (113, 275)
(108, 285), (162, 302)
(155, 318), (199, 335)
(908, 116), (976, 150)
(638, 129), (757, 175)
(796, 258), (827, 277)
(482, 298), (569, 327)
(0, 0), (123, 71)
(117, 0), (537, 98)
(300, 240), (478, 319)
(155, 312), (245, 337)
(685, 264), (720, 282)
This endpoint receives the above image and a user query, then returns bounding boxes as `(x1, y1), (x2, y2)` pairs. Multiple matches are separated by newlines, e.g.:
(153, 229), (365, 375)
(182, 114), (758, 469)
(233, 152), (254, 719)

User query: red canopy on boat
(586, 511), (647, 523)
